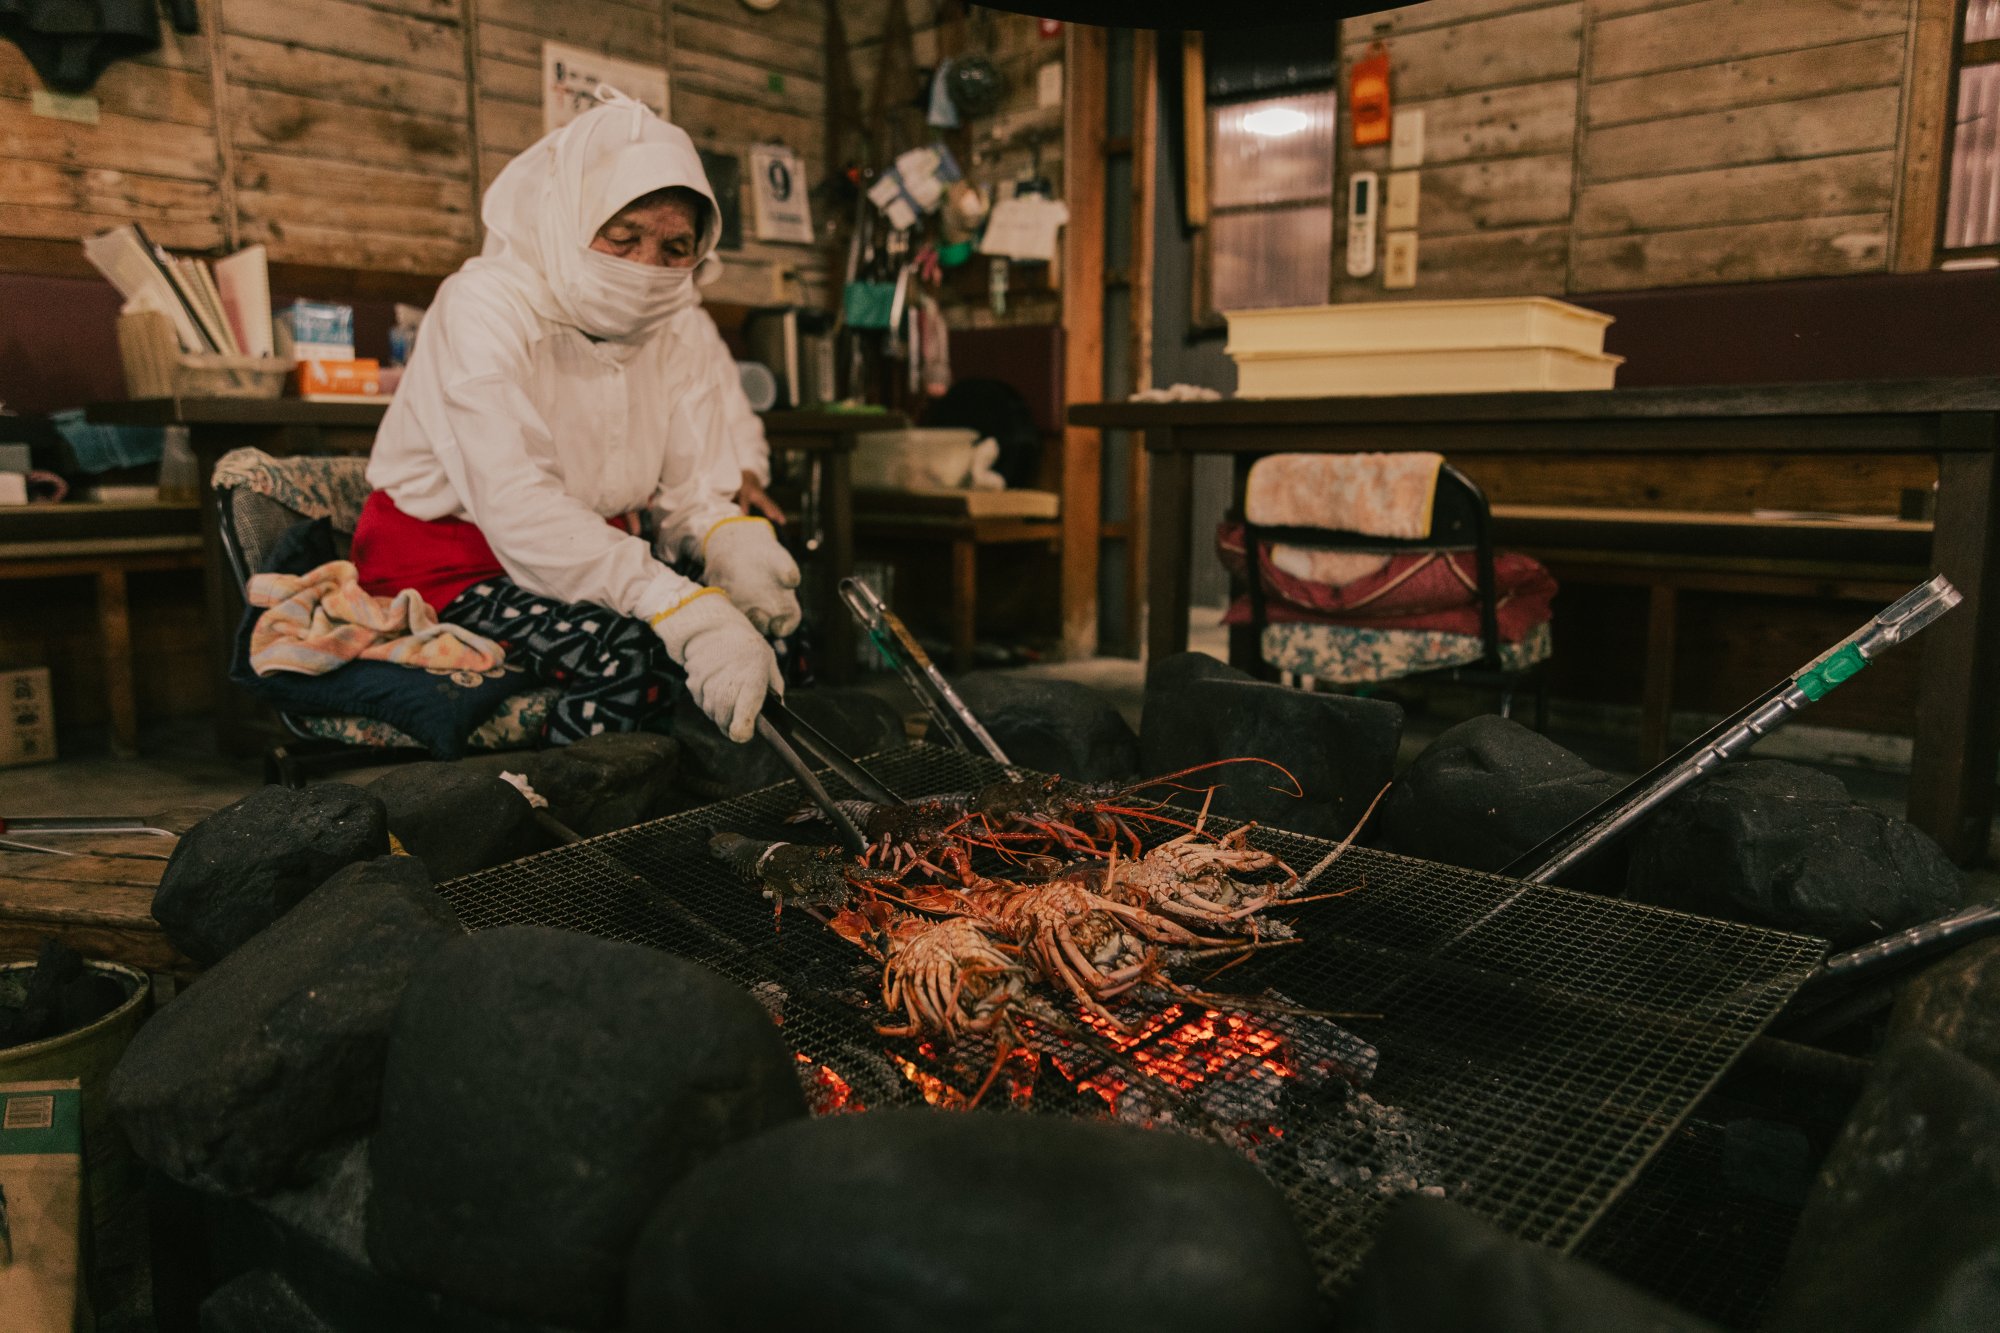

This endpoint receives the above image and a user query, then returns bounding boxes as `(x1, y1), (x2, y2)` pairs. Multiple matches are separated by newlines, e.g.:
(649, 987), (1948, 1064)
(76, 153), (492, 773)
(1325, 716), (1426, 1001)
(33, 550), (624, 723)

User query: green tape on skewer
(1795, 643), (1869, 701)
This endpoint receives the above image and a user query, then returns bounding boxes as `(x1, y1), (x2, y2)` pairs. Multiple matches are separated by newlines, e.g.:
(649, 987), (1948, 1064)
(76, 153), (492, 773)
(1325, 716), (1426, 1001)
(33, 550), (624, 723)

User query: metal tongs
(754, 697), (902, 858)
(837, 576), (1010, 764)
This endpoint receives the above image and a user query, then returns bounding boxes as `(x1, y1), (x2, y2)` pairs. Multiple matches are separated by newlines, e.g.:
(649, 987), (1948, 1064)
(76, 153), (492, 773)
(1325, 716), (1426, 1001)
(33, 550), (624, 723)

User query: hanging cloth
(0, 0), (166, 94)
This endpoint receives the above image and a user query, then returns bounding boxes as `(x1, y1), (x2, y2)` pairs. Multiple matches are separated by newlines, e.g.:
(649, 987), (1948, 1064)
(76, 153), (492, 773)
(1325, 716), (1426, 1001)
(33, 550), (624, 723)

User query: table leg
(96, 567), (138, 756)
(1639, 583), (1679, 766)
(1145, 429), (1191, 665)
(952, 538), (977, 673)
(1911, 419), (2000, 865)
(820, 449), (855, 684)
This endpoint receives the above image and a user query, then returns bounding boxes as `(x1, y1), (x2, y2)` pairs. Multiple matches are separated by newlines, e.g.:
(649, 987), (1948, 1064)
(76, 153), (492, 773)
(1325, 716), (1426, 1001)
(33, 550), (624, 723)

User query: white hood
(465, 98), (721, 337)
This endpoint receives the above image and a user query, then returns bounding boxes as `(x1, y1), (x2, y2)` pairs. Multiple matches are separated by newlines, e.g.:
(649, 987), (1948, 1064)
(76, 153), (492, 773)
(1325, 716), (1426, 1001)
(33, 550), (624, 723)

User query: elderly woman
(354, 97), (796, 746)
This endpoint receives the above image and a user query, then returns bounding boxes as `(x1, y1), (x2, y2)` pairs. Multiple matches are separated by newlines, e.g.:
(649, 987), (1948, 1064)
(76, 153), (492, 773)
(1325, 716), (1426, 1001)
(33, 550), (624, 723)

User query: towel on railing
(248, 560), (506, 677)
(1244, 451), (1445, 538)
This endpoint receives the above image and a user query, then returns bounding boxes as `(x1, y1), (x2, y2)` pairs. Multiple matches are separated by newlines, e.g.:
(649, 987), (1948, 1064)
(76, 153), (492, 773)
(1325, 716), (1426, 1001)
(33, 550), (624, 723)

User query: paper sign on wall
(543, 41), (669, 134)
(749, 144), (815, 244)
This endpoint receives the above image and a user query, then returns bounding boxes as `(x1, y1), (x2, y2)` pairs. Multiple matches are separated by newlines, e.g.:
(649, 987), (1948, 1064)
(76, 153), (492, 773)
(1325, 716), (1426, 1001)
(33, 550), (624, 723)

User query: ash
(1286, 1088), (1456, 1201)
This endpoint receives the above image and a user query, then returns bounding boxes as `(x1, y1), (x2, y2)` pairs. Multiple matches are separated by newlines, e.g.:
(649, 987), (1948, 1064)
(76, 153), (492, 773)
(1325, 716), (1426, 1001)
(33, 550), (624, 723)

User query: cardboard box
(0, 667), (56, 768)
(0, 1080), (87, 1332)
(294, 358), (384, 402)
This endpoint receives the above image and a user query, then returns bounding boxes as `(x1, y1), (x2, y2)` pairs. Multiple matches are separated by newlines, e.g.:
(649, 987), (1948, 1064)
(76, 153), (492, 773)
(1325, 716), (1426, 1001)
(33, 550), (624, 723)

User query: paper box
(0, 667), (56, 768)
(295, 359), (383, 401)
(0, 1080), (87, 1332)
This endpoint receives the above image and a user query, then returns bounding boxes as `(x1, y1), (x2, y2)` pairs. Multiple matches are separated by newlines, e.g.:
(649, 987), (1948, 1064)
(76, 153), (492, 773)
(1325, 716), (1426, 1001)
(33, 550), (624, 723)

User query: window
(1205, 91), (1338, 313)
(1944, 0), (2000, 253)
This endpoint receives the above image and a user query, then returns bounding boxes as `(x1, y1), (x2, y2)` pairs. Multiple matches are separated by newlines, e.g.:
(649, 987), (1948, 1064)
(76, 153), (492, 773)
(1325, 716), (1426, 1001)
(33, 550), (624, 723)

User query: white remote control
(1346, 171), (1379, 279)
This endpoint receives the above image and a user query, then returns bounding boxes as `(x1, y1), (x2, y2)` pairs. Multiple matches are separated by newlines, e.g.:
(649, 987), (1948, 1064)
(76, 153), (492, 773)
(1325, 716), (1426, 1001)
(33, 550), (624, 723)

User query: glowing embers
(794, 1053), (861, 1115)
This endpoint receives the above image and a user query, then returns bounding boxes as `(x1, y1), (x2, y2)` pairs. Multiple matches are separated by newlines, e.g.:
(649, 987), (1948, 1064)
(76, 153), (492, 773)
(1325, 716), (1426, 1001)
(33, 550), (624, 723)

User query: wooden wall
(0, 0), (837, 304)
(1334, 0), (1925, 299)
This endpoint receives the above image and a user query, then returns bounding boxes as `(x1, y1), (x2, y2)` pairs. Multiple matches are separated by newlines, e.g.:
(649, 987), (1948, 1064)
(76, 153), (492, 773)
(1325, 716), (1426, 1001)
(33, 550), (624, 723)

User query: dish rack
(117, 309), (289, 400)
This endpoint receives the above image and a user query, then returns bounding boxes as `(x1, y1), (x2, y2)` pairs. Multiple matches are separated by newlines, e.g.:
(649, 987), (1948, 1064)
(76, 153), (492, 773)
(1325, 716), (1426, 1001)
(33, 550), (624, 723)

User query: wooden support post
(1060, 24), (1109, 660)
(1145, 429), (1192, 664)
(951, 537), (977, 673)
(95, 568), (137, 756)
(1638, 583), (1679, 766)
(1911, 415), (2000, 863)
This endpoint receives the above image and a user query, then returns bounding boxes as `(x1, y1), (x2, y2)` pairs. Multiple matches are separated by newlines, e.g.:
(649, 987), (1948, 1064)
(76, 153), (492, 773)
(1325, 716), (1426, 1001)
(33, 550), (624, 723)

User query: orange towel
(247, 560), (506, 678)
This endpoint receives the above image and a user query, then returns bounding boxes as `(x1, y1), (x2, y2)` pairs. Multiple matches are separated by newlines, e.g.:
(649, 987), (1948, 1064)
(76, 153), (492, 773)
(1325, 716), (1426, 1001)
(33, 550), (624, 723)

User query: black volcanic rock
(953, 671), (1140, 781)
(627, 1109), (1322, 1333)
(152, 783), (390, 965)
(364, 926), (806, 1328)
(368, 762), (547, 880)
(110, 856), (460, 1195)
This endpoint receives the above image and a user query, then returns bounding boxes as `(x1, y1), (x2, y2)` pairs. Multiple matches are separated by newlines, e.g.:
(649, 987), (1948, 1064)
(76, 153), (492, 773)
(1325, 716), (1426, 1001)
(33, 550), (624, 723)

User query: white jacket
(366, 103), (771, 624)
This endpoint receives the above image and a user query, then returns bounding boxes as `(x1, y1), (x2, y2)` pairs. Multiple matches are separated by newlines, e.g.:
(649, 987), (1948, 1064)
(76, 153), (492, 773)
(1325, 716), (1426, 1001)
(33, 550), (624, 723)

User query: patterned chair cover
(213, 448), (556, 752)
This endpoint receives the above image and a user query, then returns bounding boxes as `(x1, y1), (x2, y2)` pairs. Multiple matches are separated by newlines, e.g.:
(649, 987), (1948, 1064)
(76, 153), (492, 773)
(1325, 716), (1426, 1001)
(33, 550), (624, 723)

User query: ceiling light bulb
(1242, 107), (1310, 138)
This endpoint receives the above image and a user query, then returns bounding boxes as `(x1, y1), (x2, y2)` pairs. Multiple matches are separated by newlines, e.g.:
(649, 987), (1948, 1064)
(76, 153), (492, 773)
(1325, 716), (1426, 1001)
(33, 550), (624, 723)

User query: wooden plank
(230, 86), (470, 175)
(669, 86), (823, 157)
(1583, 85), (1901, 183)
(223, 35), (470, 120)
(1345, 3), (1582, 101)
(1405, 78), (1577, 166)
(672, 12), (822, 79)
(477, 95), (542, 154)
(0, 160), (221, 226)
(1345, 0), (1576, 39)
(672, 46), (824, 116)
(237, 188), (476, 242)
(1061, 25), (1107, 660)
(1418, 152), (1574, 235)
(1455, 450), (1935, 514)
(0, 45), (213, 127)
(477, 53), (540, 103)
(133, 23), (212, 73)
(1573, 211), (1889, 290)
(477, 16), (665, 69)
(0, 101), (220, 180)
(674, 0), (825, 47)
(1340, 223), (1568, 299)
(357, 0), (464, 19)
(0, 854), (164, 894)
(1576, 150), (1896, 236)
(1590, 0), (1909, 81)
(234, 217), (473, 273)
(222, 0), (468, 78)
(235, 148), (475, 214)
(0, 203), (220, 251)
(478, 0), (666, 59)
(1892, 0), (1958, 272)
(1587, 33), (1906, 128)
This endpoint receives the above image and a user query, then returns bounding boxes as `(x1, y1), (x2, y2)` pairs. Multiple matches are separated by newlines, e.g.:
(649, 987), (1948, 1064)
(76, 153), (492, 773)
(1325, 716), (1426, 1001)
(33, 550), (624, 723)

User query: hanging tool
(839, 576), (1010, 764)
(0, 814), (177, 860)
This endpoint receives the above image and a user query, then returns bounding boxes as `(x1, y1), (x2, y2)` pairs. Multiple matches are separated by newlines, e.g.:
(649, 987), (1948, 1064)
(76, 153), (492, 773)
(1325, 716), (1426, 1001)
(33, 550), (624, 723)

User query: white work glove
(653, 589), (783, 743)
(701, 516), (802, 637)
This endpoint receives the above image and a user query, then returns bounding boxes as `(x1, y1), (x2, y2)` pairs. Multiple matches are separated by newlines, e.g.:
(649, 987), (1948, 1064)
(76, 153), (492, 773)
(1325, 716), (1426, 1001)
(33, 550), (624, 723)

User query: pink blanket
(1244, 452), (1445, 538)
(248, 560), (506, 678)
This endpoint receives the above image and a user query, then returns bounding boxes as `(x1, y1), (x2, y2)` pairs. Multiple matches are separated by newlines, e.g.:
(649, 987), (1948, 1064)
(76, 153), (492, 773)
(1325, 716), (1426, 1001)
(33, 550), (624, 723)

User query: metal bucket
(0, 959), (152, 1224)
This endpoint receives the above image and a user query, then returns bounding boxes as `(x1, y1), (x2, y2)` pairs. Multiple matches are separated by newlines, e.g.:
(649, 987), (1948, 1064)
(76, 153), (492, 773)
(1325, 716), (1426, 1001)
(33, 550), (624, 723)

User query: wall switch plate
(1390, 107), (1425, 169)
(31, 90), (98, 124)
(1384, 231), (1418, 289)
(1385, 171), (1420, 231)
(1346, 171), (1379, 279)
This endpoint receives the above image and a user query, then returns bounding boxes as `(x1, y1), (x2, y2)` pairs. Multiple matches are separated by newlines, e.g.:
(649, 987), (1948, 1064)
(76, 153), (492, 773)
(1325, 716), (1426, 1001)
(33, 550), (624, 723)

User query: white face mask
(569, 248), (697, 343)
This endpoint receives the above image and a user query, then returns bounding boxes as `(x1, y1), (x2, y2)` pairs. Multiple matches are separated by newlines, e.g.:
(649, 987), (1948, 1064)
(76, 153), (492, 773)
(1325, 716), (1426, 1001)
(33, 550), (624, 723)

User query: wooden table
(1070, 379), (2000, 864)
(0, 503), (204, 755)
(87, 399), (896, 750)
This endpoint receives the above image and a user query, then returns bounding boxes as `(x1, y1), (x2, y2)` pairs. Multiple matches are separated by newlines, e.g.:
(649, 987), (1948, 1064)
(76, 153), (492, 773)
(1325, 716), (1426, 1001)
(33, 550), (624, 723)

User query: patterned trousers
(440, 576), (684, 745)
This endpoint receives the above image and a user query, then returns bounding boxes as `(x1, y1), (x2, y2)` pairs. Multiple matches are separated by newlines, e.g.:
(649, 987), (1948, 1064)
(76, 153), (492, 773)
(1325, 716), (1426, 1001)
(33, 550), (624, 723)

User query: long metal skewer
(1506, 575), (1962, 885)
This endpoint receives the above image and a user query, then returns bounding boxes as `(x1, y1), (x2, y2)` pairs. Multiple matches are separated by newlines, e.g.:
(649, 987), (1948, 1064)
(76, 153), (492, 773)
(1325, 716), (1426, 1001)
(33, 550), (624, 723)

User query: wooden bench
(1490, 505), (1932, 763)
(854, 488), (1063, 670)
(0, 503), (204, 756)
(0, 840), (187, 975)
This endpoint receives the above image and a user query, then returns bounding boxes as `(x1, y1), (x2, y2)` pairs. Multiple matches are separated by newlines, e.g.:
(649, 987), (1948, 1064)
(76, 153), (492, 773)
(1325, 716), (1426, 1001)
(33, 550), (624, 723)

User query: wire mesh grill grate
(437, 745), (1825, 1296)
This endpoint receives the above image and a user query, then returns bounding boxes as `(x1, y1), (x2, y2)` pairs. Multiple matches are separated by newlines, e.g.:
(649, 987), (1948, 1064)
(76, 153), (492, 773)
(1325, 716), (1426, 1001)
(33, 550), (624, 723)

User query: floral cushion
(290, 688), (559, 751)
(1262, 620), (1553, 686)
(213, 447), (373, 530)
